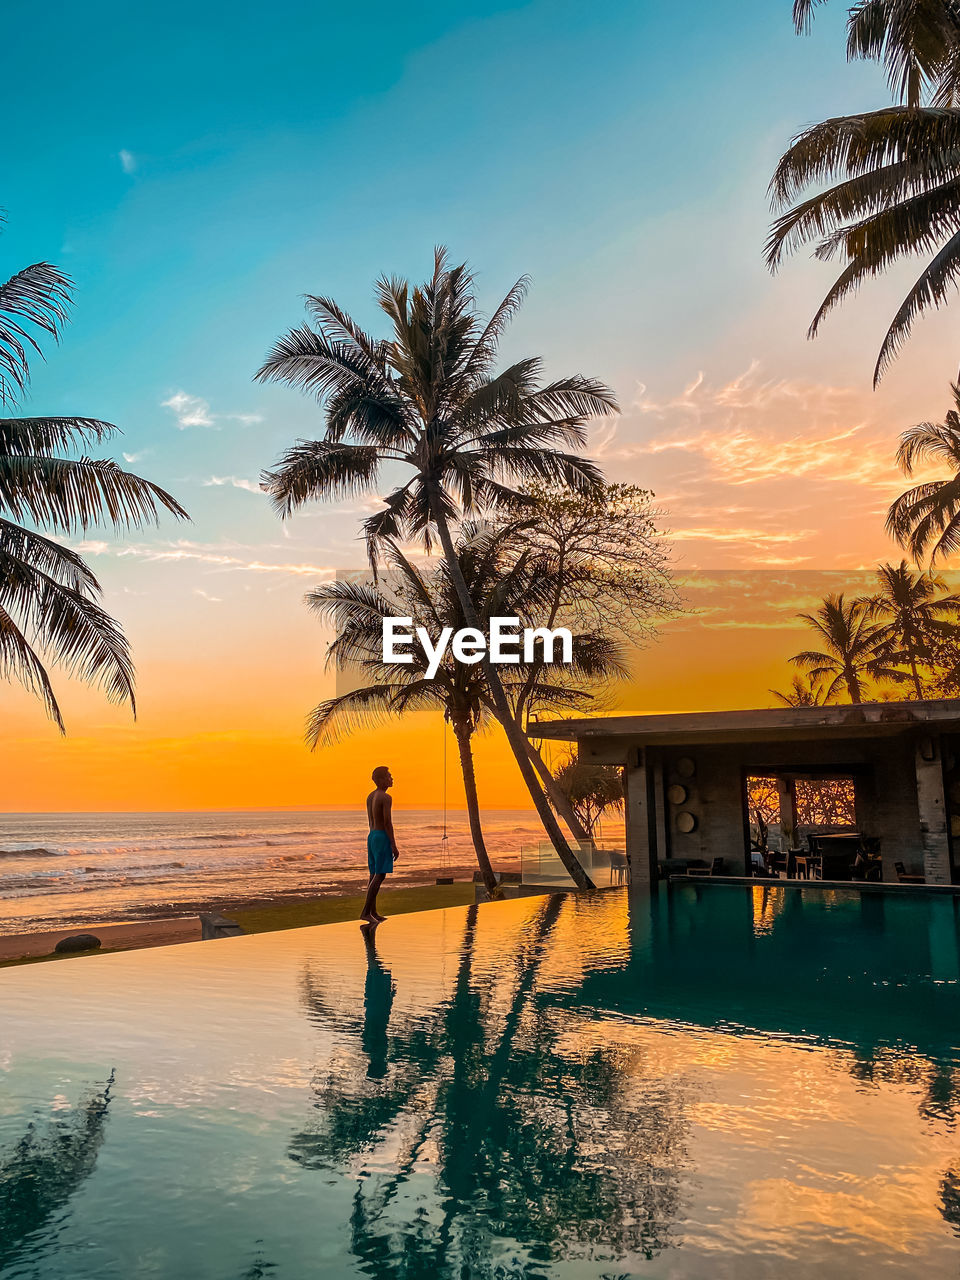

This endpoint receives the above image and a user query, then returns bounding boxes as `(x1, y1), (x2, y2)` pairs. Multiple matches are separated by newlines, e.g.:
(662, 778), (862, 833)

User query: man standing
(362, 765), (399, 924)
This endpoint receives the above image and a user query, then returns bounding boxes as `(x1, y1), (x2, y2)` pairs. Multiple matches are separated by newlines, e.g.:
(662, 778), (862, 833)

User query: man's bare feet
(360, 914), (378, 927)
(371, 911), (386, 922)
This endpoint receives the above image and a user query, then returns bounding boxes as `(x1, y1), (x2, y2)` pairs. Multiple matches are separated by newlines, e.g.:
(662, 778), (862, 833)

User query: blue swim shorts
(367, 828), (394, 875)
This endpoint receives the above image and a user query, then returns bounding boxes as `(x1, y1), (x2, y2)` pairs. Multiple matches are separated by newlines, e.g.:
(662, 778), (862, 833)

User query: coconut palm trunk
(430, 496), (594, 889)
(845, 669), (864, 704)
(451, 720), (497, 894)
(526, 739), (591, 843)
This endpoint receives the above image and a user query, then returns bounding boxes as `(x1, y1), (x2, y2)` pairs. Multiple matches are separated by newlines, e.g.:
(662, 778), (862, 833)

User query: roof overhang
(529, 699), (960, 752)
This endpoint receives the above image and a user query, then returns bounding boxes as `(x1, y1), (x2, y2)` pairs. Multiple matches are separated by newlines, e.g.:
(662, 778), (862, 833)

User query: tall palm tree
(258, 250), (618, 889)
(866, 559), (960, 696)
(791, 592), (895, 702)
(1, 222), (188, 729)
(306, 529), (623, 893)
(769, 5), (960, 383)
(887, 385), (960, 562)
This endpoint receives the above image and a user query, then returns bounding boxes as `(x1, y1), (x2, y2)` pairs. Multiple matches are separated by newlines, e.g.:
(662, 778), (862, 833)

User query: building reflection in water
(291, 885), (960, 1275)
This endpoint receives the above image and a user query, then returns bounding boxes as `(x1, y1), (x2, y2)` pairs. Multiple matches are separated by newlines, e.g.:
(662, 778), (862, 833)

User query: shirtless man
(362, 766), (399, 924)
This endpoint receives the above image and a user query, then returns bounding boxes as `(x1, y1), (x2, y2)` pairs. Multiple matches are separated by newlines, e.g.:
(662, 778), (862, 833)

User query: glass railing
(520, 840), (630, 888)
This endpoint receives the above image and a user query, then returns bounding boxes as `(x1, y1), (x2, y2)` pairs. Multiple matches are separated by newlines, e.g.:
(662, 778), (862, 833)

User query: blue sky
(6, 0), (870, 432)
(8, 0), (960, 800)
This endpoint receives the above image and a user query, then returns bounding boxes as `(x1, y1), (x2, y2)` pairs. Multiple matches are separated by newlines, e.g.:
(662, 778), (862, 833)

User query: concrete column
(915, 736), (952, 886)
(624, 749), (657, 889)
(776, 776), (797, 851)
(651, 751), (668, 870)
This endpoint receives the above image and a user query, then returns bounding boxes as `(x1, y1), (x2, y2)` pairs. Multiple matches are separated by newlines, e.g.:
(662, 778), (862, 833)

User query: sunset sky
(4, 0), (960, 813)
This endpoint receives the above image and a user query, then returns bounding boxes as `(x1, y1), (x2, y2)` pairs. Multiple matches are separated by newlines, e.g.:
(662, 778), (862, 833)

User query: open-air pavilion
(531, 700), (960, 889)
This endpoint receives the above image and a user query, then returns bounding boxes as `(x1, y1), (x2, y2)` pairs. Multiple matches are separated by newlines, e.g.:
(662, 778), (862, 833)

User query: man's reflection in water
(361, 924), (394, 1080)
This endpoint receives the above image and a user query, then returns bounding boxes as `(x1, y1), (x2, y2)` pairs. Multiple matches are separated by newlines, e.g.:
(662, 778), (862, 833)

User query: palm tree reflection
(291, 898), (689, 1275)
(0, 1070), (115, 1273)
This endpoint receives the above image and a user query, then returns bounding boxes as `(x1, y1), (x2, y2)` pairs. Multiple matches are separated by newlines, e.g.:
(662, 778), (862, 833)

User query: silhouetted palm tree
(771, 673), (828, 706)
(307, 528), (624, 892)
(887, 386), (960, 563)
(791, 592), (896, 702)
(552, 749), (624, 836)
(769, 6), (960, 382)
(793, 0), (960, 107)
(1, 219), (188, 729)
(867, 559), (960, 696)
(258, 250), (617, 887)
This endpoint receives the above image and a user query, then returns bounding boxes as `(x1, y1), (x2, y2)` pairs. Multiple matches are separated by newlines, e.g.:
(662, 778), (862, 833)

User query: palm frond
(0, 261), (72, 406)
(0, 603), (64, 731)
(0, 417), (115, 457)
(261, 441), (383, 516)
(0, 455), (189, 532)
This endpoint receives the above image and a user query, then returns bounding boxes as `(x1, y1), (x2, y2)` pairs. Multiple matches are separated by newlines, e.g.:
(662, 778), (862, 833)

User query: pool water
(1, 885), (958, 1278)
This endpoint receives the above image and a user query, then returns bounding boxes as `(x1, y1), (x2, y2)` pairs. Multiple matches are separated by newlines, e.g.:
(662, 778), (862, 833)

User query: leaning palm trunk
(452, 722), (497, 895)
(431, 499), (594, 890)
(526, 739), (591, 843)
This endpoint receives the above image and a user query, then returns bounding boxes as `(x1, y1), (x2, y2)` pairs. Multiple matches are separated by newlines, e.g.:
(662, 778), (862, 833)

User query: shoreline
(0, 864), (495, 965)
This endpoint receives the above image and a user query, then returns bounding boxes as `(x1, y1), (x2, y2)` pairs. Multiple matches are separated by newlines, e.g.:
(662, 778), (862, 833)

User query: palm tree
(771, 673), (828, 706)
(1, 222), (188, 729)
(793, 1), (960, 107)
(258, 250), (618, 889)
(791, 592), (896, 702)
(306, 529), (623, 893)
(866, 559), (960, 696)
(552, 750), (625, 836)
(769, 6), (960, 382)
(887, 385), (960, 562)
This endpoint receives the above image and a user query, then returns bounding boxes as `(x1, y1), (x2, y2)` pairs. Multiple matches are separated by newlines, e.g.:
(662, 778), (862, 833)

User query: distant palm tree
(791, 593), (896, 702)
(771, 674), (828, 707)
(867, 559), (960, 696)
(887, 386), (960, 563)
(258, 250), (618, 889)
(769, 6), (960, 382)
(552, 750), (625, 836)
(0, 221), (188, 729)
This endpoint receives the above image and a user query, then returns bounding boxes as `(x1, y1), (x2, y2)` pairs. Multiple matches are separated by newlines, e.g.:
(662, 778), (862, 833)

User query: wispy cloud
(667, 525), (813, 546)
(593, 362), (941, 568)
(119, 149), (137, 175)
(77, 538), (335, 578)
(193, 588), (223, 603)
(162, 391), (263, 431)
(122, 449), (150, 464)
(202, 475), (262, 494)
(627, 364), (896, 489)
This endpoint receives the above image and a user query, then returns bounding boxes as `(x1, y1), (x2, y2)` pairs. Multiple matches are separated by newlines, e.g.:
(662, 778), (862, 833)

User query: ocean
(0, 808), (557, 934)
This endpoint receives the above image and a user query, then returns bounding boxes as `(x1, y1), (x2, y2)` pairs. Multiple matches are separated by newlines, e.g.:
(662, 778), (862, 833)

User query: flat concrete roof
(530, 698), (960, 747)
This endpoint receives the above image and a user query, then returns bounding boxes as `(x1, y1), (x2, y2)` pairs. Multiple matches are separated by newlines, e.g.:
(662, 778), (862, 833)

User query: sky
(4, 0), (960, 813)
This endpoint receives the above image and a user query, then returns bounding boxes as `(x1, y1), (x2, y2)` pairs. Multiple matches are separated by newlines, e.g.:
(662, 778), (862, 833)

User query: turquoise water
(1, 886), (959, 1278)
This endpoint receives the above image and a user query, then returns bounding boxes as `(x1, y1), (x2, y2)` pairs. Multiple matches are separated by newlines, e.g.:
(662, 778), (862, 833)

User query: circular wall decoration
(676, 757), (696, 779)
(676, 811), (697, 834)
(667, 784), (687, 806)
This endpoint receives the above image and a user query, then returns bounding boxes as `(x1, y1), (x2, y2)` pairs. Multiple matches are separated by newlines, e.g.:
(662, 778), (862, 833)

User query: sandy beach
(0, 864), (487, 965)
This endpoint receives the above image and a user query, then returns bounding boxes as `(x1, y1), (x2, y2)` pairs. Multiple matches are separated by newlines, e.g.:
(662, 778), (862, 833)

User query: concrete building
(531, 700), (960, 888)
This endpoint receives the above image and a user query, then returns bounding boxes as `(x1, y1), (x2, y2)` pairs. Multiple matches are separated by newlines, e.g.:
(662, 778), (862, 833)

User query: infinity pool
(1, 886), (958, 1278)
